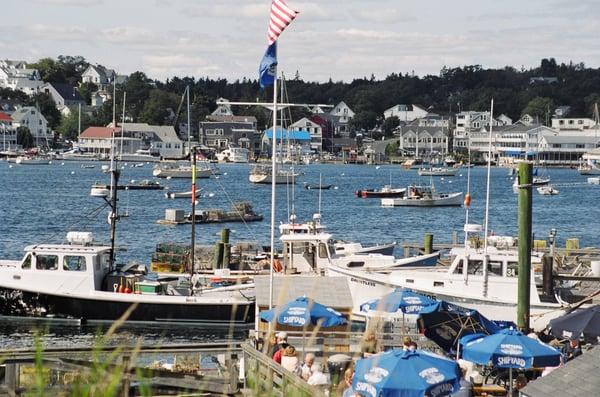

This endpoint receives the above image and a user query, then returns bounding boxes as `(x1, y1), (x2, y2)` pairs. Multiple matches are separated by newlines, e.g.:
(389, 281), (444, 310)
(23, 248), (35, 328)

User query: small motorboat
(417, 167), (457, 177)
(305, 183), (332, 190)
(381, 185), (463, 207)
(81, 164), (96, 169)
(165, 190), (194, 199)
(537, 185), (559, 195)
(356, 185), (406, 198)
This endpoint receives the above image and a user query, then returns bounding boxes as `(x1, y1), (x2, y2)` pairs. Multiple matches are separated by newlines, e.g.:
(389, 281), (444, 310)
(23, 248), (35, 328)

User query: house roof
(45, 83), (84, 102)
(118, 123), (182, 143)
(521, 346), (600, 397)
(80, 126), (120, 139)
(11, 107), (47, 123)
(264, 128), (311, 141)
(542, 135), (599, 145)
(289, 117), (320, 129)
(206, 114), (257, 123)
(0, 112), (12, 122)
(254, 275), (352, 309)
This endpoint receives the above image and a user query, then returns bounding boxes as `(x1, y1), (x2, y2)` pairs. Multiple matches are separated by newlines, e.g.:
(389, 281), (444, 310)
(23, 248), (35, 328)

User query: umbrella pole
(509, 368), (513, 396)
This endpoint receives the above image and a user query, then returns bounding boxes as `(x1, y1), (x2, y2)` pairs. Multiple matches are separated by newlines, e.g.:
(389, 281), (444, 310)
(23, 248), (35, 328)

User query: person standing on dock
(272, 331), (289, 363)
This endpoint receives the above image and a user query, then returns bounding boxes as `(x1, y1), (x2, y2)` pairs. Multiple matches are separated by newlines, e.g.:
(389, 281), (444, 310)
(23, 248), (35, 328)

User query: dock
(157, 203), (263, 225)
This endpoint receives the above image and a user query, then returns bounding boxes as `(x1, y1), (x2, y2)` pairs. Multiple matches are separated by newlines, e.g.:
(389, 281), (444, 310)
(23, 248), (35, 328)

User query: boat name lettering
(419, 367), (445, 384)
(185, 297), (196, 303)
(350, 277), (375, 287)
(496, 356), (526, 367)
(429, 382), (454, 397)
(286, 307), (306, 316)
(355, 382), (377, 397)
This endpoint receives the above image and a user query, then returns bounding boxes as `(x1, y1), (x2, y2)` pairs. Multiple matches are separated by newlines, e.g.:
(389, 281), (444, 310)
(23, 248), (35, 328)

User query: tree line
(2, 56), (599, 146)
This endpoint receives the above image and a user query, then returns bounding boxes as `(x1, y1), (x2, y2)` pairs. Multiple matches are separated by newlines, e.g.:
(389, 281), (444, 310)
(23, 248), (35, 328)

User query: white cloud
(32, 0), (102, 6)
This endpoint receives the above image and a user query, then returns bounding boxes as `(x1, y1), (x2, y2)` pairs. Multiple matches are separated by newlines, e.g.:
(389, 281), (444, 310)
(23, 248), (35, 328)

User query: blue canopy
(418, 301), (501, 353)
(462, 328), (561, 369)
(360, 289), (437, 314)
(352, 349), (460, 397)
(259, 296), (347, 327)
(264, 128), (311, 141)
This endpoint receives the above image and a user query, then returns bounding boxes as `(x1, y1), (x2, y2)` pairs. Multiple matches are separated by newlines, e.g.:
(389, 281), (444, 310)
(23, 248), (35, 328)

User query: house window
(576, 144), (584, 148)
(63, 255), (86, 271)
(175, 143), (180, 149)
(36, 254), (59, 270)
(166, 143), (171, 149)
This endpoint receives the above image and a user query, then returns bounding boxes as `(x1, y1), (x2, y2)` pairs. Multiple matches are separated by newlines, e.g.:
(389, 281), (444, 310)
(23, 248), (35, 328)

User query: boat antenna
(318, 173), (322, 218)
(108, 78), (120, 271)
(483, 99), (494, 255)
(268, 71), (279, 310)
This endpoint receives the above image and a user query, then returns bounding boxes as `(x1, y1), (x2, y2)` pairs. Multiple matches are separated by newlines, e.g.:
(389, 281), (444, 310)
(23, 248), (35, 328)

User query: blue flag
(259, 42), (277, 88)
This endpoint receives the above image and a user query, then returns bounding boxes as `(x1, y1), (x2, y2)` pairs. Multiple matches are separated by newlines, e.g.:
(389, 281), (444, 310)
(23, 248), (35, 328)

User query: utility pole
(517, 161), (533, 331)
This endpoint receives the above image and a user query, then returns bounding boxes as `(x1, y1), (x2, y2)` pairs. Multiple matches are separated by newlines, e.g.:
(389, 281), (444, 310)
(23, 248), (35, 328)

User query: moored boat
(249, 164), (299, 184)
(417, 167), (457, 177)
(153, 162), (212, 178)
(355, 185), (406, 198)
(537, 185), (559, 195)
(381, 185), (463, 207)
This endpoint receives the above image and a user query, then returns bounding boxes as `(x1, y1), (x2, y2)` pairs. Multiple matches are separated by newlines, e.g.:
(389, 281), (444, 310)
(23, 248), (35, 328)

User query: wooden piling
(517, 162), (533, 332)
(423, 233), (433, 254)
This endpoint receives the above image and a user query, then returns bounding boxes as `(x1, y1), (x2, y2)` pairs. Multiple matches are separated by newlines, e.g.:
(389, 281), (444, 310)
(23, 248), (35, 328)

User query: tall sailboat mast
(268, 74), (279, 310)
(108, 79), (120, 270)
(188, 86), (196, 295)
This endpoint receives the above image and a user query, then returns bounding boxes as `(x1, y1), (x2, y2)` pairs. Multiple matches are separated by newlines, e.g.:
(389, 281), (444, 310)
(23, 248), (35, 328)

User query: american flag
(267, 0), (298, 45)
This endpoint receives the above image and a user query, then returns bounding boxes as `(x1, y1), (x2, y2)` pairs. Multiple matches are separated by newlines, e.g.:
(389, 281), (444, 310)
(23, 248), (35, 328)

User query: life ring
(272, 259), (283, 272)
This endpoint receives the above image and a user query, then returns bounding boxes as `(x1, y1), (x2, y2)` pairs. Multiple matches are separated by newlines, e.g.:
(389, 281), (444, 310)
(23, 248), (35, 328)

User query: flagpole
(269, 71), (278, 310)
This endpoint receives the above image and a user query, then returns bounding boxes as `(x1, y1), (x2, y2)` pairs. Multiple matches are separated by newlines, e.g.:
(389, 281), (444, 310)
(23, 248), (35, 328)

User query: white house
(40, 83), (86, 111)
(289, 117), (323, 152)
(538, 134), (599, 165)
(10, 106), (52, 144)
(0, 60), (43, 95)
(551, 117), (597, 131)
(113, 122), (184, 159)
(383, 104), (429, 121)
(81, 65), (114, 87)
(396, 125), (449, 157)
(330, 101), (355, 122)
(212, 98), (233, 116)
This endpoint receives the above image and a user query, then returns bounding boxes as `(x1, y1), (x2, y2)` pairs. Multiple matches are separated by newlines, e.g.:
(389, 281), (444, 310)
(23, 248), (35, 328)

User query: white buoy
(71, 171), (75, 175)
(208, 193), (215, 198)
(341, 173), (345, 176)
(130, 179), (136, 183)
(215, 176), (220, 179)
(223, 172), (228, 175)
(61, 162), (65, 166)
(9, 165), (13, 168)
(166, 176), (172, 180)
(334, 186), (339, 190)
(375, 166), (380, 169)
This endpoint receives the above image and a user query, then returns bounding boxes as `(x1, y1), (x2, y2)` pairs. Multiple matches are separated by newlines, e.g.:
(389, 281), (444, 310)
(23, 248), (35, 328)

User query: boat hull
(381, 192), (463, 207)
(0, 287), (254, 325)
(356, 189), (406, 198)
(249, 173), (297, 184)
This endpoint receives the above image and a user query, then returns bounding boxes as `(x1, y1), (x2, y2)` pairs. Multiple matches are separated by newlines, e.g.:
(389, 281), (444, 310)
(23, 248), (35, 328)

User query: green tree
(57, 55), (89, 86)
(30, 58), (65, 83)
(522, 97), (554, 124)
(27, 93), (62, 130)
(349, 110), (378, 132)
(77, 82), (98, 105)
(139, 89), (178, 125)
(58, 110), (92, 141)
(385, 141), (399, 156)
(583, 93), (600, 118)
(16, 126), (34, 148)
(382, 116), (400, 137)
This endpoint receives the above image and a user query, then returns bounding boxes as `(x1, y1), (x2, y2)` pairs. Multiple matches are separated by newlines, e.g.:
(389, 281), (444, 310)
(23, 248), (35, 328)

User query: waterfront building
(395, 124), (449, 157)
(328, 101), (355, 137)
(538, 134), (599, 165)
(211, 98), (234, 116)
(0, 111), (17, 149)
(10, 106), (52, 144)
(551, 117), (597, 131)
(198, 120), (258, 153)
(453, 111), (512, 152)
(289, 117), (323, 153)
(80, 123), (184, 158)
(261, 127), (311, 157)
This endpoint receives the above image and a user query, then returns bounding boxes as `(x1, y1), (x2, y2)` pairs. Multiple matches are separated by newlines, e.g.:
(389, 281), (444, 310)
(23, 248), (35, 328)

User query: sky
(2, 0), (599, 82)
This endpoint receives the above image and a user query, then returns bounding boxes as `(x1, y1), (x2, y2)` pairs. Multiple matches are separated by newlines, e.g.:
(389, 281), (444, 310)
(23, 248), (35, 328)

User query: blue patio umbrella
(461, 327), (561, 395)
(259, 296), (347, 327)
(360, 289), (437, 314)
(352, 349), (460, 397)
(418, 301), (501, 354)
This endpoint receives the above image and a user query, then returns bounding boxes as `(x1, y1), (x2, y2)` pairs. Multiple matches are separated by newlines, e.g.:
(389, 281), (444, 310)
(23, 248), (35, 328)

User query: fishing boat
(381, 185), (463, 207)
(249, 164), (299, 184)
(537, 185), (559, 195)
(512, 176), (550, 193)
(0, 84), (255, 325)
(61, 148), (100, 161)
(118, 149), (160, 163)
(91, 179), (164, 191)
(355, 186), (406, 198)
(153, 162), (212, 178)
(15, 155), (52, 165)
(417, 167), (457, 177)
(216, 146), (249, 163)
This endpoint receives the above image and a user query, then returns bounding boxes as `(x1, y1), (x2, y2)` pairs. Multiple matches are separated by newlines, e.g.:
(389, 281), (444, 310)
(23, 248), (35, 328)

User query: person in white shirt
(307, 363), (329, 386)
(301, 353), (315, 380)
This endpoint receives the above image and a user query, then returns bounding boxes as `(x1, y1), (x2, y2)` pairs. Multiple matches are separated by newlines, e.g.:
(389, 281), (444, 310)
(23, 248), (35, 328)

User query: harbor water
(0, 161), (598, 347)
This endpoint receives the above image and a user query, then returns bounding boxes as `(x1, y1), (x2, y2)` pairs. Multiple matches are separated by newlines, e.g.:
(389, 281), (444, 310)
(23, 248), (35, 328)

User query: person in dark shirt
(561, 338), (582, 361)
